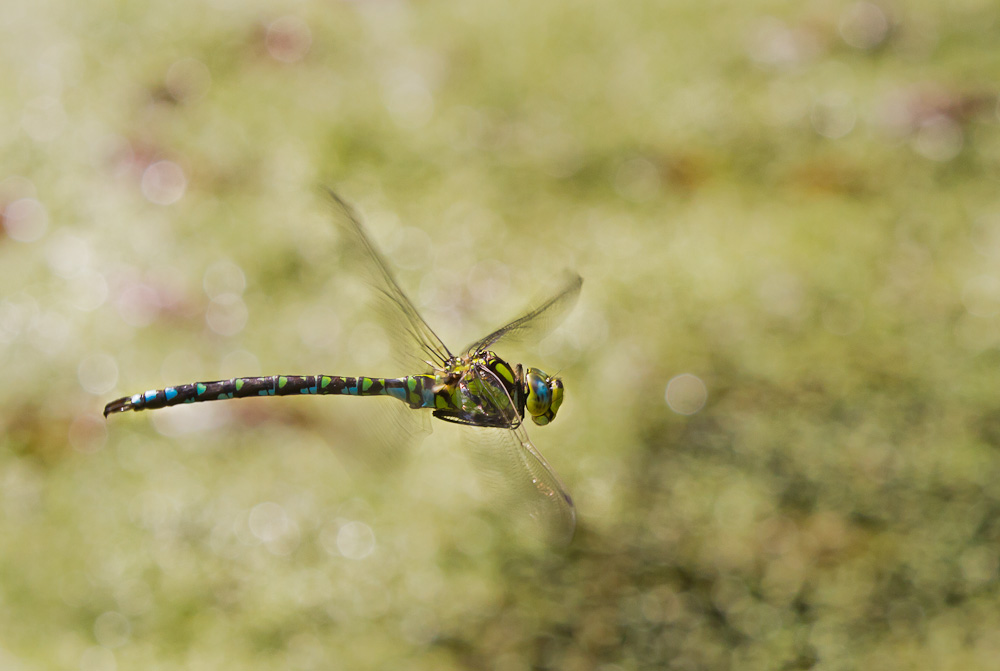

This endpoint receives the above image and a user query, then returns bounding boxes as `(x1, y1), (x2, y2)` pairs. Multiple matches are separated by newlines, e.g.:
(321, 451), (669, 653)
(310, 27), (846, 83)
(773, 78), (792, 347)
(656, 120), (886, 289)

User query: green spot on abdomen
(321, 376), (331, 388)
(235, 379), (244, 391)
(197, 383), (207, 396)
(278, 376), (288, 389)
(362, 377), (374, 392)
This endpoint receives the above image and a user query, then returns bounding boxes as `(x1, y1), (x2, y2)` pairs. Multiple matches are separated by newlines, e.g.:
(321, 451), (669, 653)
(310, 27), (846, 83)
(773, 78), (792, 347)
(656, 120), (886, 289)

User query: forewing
(326, 189), (452, 368)
(464, 273), (582, 355)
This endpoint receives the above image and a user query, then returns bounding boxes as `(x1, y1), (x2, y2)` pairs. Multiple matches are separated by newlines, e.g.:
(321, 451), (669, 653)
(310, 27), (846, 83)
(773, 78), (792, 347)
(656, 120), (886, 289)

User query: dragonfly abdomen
(102, 374), (438, 417)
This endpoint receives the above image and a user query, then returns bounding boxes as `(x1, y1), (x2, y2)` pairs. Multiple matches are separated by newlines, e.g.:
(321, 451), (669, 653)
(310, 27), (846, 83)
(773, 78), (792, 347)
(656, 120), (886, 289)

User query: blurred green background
(3, 0), (1000, 668)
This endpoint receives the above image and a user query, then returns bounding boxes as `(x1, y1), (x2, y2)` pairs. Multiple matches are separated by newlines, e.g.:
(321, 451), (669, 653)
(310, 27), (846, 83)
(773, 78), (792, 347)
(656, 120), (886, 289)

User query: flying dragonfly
(105, 190), (581, 543)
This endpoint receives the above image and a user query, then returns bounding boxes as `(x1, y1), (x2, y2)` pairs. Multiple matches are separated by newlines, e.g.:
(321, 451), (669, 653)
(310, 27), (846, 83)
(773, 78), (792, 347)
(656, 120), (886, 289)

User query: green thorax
(375, 351), (563, 429)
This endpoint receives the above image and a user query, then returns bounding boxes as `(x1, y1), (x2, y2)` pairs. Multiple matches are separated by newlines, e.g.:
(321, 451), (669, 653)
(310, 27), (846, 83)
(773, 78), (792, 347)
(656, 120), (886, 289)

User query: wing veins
(327, 188), (453, 367)
(465, 274), (582, 355)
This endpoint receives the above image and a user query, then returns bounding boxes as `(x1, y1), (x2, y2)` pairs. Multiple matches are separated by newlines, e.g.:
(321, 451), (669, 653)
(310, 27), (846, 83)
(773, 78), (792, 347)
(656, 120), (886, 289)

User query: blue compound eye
(525, 369), (550, 417)
(534, 378), (563, 426)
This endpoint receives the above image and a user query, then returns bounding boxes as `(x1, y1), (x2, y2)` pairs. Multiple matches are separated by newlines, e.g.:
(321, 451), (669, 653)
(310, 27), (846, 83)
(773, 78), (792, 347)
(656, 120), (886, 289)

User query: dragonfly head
(524, 367), (564, 426)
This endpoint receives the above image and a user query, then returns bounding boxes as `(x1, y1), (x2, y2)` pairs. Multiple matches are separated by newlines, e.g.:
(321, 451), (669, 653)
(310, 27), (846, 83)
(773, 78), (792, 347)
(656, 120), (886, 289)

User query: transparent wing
(464, 364), (576, 544)
(323, 189), (439, 475)
(326, 189), (574, 542)
(336, 395), (433, 470)
(463, 273), (582, 356)
(326, 188), (453, 368)
(465, 426), (576, 545)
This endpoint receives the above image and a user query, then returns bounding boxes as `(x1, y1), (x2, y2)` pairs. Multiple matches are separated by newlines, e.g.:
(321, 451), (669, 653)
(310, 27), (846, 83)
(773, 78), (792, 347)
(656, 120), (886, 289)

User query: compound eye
(548, 379), (564, 416)
(532, 379), (564, 425)
(525, 368), (551, 418)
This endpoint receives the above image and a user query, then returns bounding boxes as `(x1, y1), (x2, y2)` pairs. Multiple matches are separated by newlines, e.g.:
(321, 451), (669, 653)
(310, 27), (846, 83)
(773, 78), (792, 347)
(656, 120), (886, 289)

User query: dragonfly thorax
(453, 352), (565, 428)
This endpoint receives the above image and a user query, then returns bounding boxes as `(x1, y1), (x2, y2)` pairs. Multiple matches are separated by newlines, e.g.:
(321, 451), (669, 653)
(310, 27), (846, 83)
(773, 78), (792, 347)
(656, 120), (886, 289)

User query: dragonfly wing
(463, 273), (582, 355)
(338, 394), (432, 471)
(462, 363), (575, 544)
(326, 189), (453, 368)
(464, 425), (576, 545)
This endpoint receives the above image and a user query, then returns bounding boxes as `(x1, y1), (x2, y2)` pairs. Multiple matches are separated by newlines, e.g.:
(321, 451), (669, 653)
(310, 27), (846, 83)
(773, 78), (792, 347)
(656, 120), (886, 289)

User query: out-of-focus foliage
(3, 0), (1000, 668)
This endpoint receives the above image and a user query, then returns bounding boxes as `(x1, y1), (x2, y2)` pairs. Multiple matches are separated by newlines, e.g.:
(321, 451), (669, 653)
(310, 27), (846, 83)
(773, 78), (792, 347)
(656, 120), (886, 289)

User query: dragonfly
(105, 190), (582, 543)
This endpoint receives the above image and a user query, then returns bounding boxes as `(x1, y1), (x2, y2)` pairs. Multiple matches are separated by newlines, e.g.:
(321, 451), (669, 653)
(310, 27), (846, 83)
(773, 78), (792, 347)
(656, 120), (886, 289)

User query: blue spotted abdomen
(103, 373), (445, 416)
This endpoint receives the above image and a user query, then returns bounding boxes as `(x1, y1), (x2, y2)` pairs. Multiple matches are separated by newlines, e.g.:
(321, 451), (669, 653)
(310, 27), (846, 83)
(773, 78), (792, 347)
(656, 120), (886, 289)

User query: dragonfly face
(524, 367), (564, 426)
